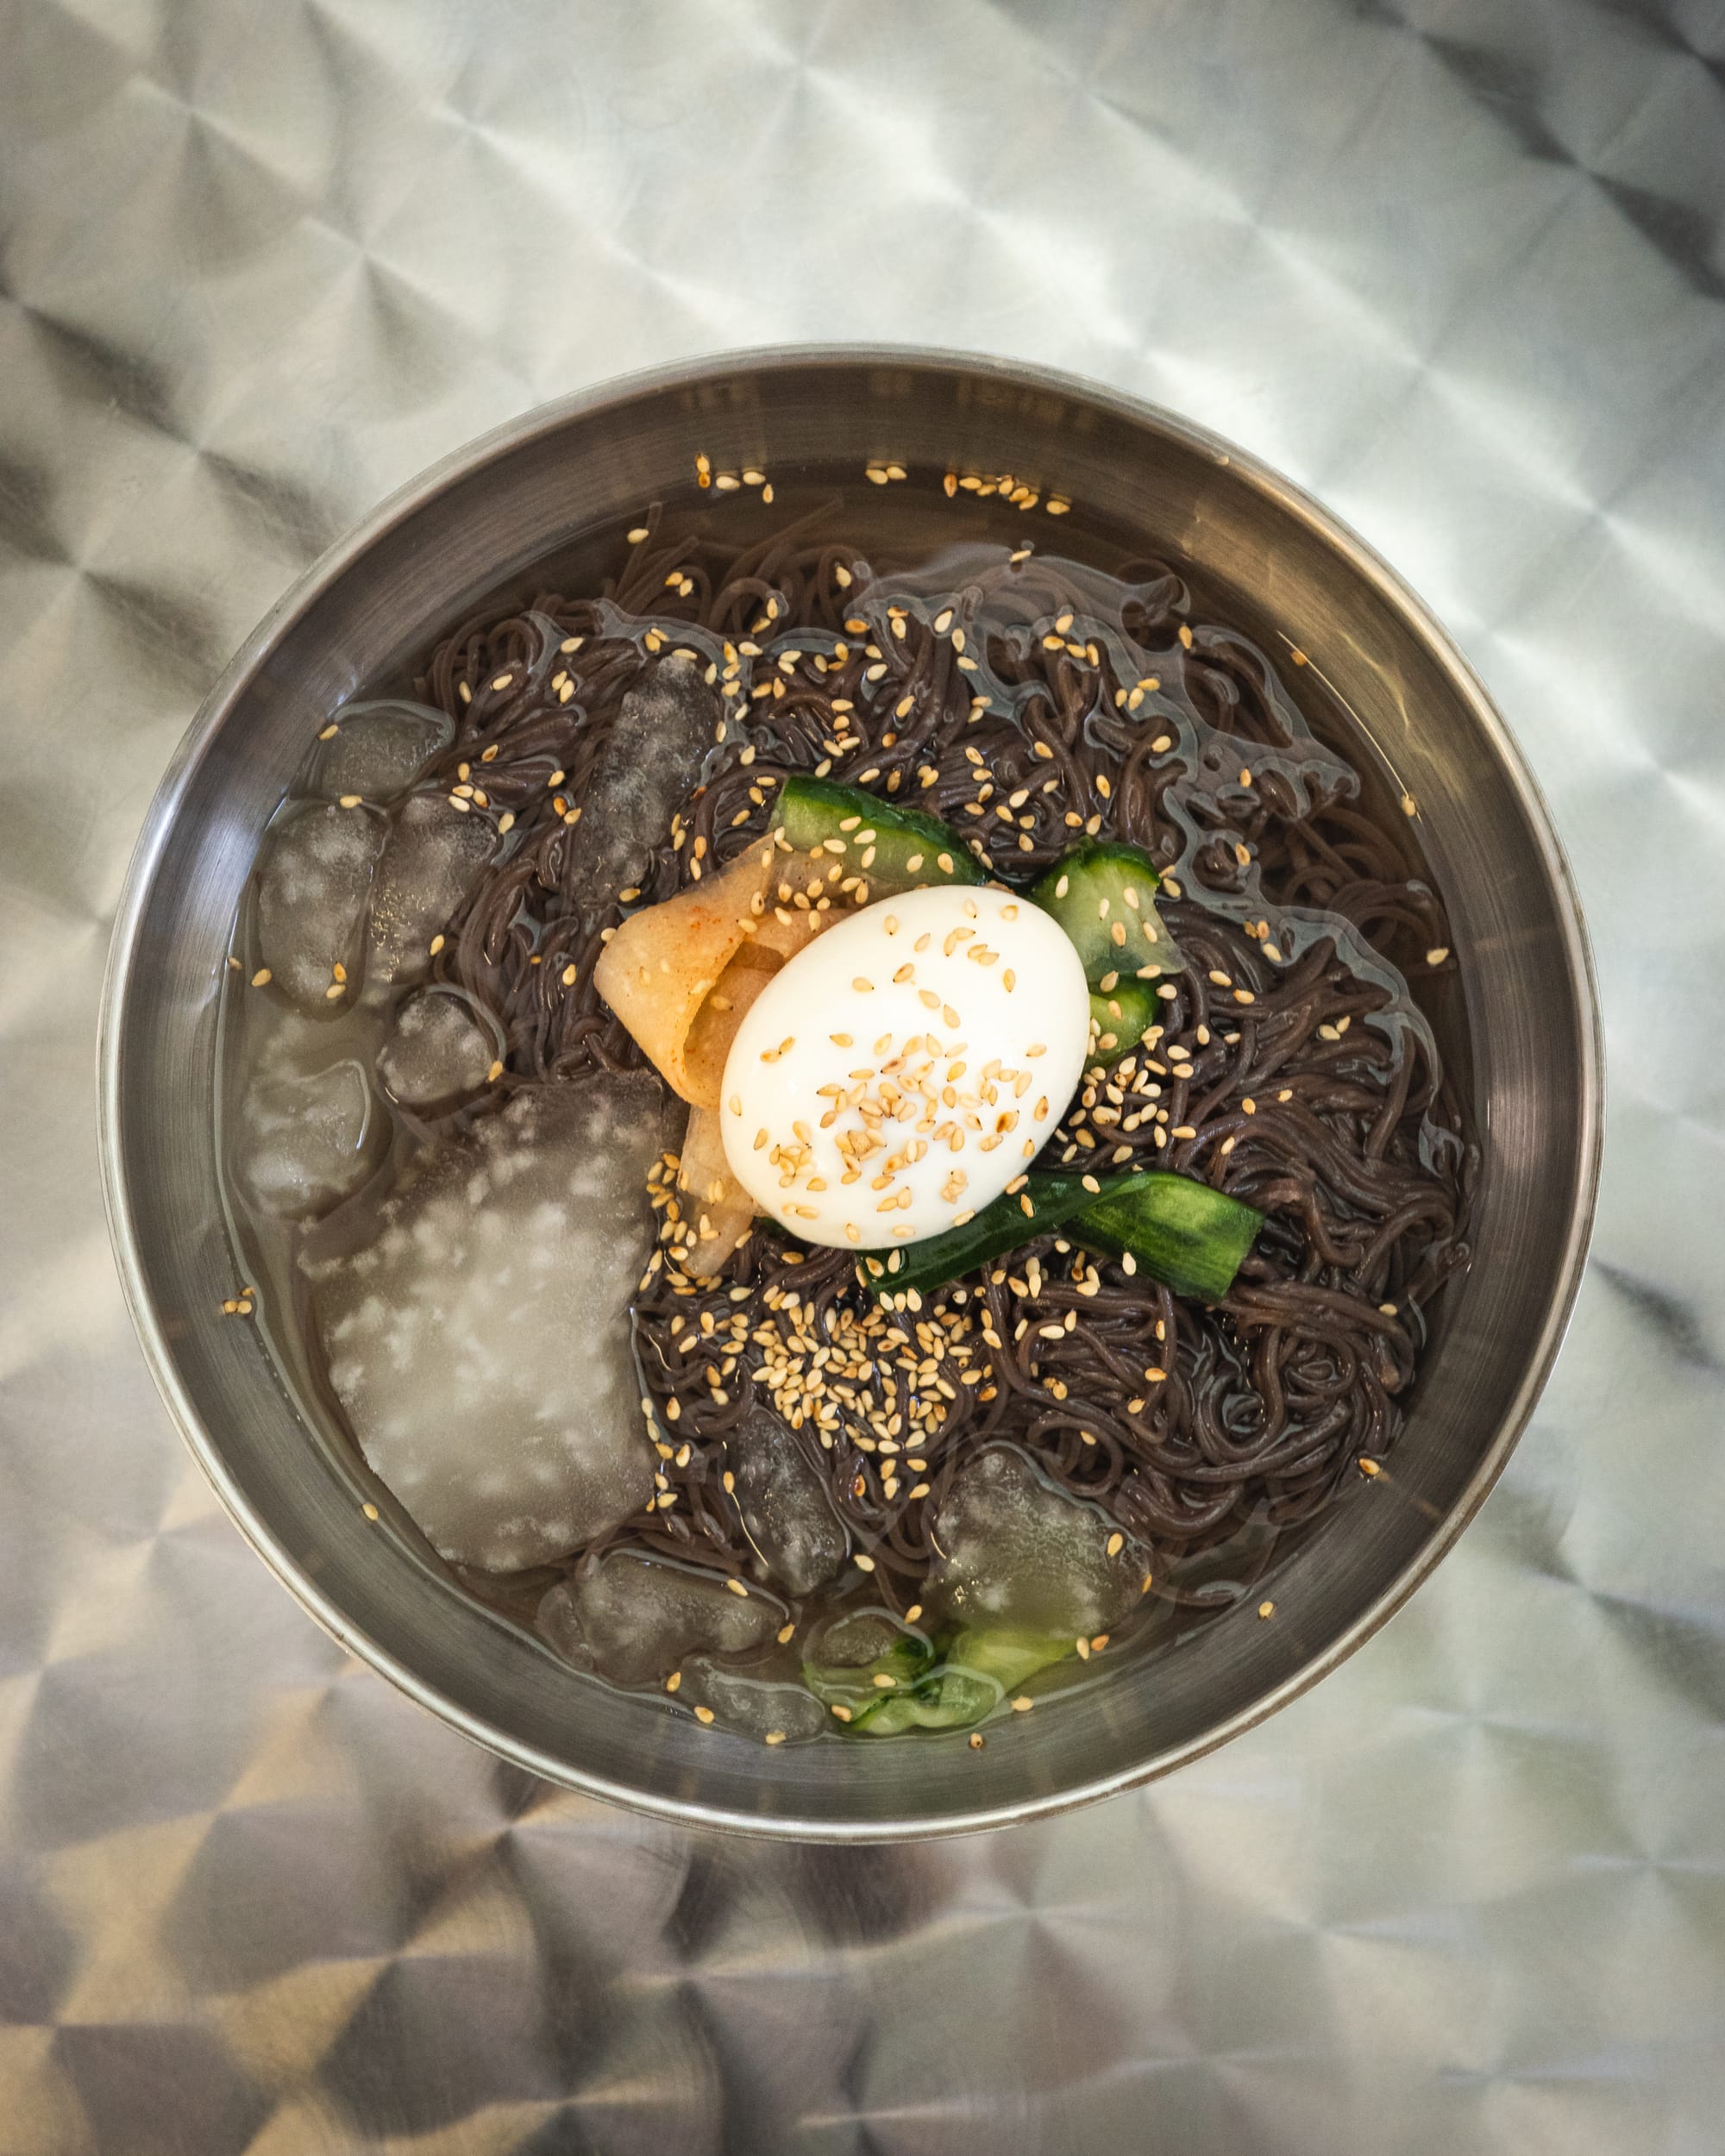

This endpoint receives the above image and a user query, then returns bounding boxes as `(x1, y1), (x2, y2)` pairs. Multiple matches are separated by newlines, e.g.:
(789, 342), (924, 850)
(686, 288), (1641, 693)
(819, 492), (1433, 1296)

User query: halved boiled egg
(720, 884), (1090, 1250)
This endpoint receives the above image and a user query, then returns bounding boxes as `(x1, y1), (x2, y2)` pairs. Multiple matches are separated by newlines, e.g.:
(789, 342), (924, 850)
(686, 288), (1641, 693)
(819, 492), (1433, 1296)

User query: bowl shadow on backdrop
(100, 349), (1600, 1839)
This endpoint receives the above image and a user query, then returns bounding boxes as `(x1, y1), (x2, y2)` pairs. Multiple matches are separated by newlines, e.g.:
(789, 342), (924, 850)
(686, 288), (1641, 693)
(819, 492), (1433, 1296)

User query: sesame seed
(1010, 1696), (1033, 1713)
(1426, 946), (1449, 965)
(250, 968), (272, 988)
(1258, 1601), (1275, 1620)
(1359, 1457), (1381, 1476)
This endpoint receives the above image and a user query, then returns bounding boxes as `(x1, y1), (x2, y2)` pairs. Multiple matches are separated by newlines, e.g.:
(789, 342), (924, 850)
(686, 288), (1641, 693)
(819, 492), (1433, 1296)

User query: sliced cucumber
(774, 775), (984, 893)
(1029, 838), (1182, 982)
(1072, 1172), (1262, 1305)
(806, 1626), (1075, 1736)
(859, 1170), (1107, 1302)
(1088, 977), (1159, 1058)
(862, 1167), (1261, 1307)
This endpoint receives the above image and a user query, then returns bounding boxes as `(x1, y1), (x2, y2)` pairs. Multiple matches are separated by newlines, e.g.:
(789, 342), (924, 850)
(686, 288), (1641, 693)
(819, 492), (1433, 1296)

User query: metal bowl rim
(98, 342), (1603, 1840)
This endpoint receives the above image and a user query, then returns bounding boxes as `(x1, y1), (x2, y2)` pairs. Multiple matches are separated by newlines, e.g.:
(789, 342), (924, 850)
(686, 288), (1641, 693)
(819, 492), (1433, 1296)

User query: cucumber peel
(774, 775), (984, 893)
(862, 1168), (1261, 1307)
(1029, 839), (1183, 1032)
(1088, 977), (1160, 1058)
(804, 1624), (1076, 1735)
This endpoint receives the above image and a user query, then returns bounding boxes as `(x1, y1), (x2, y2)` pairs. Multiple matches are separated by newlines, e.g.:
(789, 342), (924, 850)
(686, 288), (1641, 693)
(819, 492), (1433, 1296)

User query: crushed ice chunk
(679, 1653), (828, 1745)
(931, 1446), (1143, 1636)
(536, 1551), (782, 1687)
(806, 1608), (917, 1669)
(377, 987), (499, 1113)
(255, 804), (385, 1016)
(728, 1407), (846, 1595)
(369, 793), (497, 988)
(234, 1057), (387, 1219)
(565, 655), (717, 920)
(302, 1076), (674, 1572)
(310, 700), (453, 805)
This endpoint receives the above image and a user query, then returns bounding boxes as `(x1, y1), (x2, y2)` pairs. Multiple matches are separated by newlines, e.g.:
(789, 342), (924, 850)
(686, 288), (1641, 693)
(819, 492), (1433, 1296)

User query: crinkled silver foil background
(3, 2), (1723, 2148)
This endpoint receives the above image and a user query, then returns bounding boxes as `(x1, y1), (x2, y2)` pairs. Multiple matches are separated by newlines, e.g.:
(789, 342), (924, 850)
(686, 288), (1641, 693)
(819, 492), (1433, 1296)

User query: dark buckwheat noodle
(405, 506), (1473, 1622)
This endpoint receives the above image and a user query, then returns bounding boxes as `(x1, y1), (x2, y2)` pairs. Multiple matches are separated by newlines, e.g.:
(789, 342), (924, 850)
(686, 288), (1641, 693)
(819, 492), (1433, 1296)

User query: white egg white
(720, 884), (1090, 1250)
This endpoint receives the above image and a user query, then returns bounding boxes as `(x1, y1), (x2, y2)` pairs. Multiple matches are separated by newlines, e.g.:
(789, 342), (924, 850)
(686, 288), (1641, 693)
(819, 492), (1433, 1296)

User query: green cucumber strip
(1089, 977), (1158, 1058)
(862, 1169), (1261, 1307)
(859, 1170), (1107, 1300)
(774, 775), (984, 892)
(840, 1667), (1000, 1735)
(830, 1631), (1076, 1737)
(944, 1627), (1072, 1693)
(1029, 838), (1183, 981)
(1072, 1174), (1262, 1305)
(803, 1624), (936, 1729)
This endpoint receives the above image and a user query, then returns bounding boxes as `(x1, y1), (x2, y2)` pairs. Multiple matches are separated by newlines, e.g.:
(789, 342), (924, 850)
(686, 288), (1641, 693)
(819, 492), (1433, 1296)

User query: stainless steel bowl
(99, 349), (1601, 1839)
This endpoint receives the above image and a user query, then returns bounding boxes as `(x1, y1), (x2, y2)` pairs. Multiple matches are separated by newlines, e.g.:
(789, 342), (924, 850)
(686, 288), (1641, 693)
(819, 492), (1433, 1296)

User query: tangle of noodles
(394, 508), (1473, 1620)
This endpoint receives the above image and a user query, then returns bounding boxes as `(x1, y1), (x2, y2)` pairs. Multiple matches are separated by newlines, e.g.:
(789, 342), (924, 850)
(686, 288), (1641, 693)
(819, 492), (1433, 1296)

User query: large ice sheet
(303, 1076), (674, 1571)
